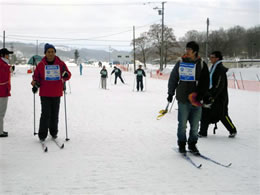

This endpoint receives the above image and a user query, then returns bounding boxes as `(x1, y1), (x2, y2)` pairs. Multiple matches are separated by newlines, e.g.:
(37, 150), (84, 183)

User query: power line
(2, 20), (159, 42)
(0, 2), (160, 7)
(166, 1), (258, 13)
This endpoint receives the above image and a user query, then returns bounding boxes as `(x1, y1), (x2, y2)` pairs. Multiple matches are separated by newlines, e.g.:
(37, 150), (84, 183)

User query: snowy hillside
(0, 65), (259, 194)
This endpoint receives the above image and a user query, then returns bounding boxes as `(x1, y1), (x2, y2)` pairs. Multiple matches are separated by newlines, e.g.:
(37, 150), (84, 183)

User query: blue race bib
(45, 65), (60, 81)
(179, 62), (196, 81)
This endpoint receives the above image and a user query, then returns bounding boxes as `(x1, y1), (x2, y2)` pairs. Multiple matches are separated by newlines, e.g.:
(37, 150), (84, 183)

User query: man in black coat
(111, 66), (125, 84)
(134, 65), (146, 91)
(167, 41), (209, 154)
(199, 51), (237, 138)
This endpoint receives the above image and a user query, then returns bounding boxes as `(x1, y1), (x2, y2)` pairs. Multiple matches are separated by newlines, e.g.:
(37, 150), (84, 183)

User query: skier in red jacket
(31, 43), (71, 141)
(0, 48), (14, 137)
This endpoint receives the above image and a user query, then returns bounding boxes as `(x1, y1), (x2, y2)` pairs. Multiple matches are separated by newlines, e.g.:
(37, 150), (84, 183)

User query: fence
(150, 70), (260, 92)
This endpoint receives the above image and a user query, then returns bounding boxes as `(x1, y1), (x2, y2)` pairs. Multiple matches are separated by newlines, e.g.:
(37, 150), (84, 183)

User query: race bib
(115, 69), (119, 73)
(137, 70), (143, 76)
(101, 70), (107, 76)
(45, 65), (60, 81)
(179, 62), (196, 81)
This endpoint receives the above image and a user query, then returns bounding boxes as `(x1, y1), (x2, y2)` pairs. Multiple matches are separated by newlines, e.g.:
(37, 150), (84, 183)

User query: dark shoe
(229, 132), (237, 138)
(3, 131), (8, 135)
(179, 146), (187, 154)
(188, 144), (200, 155)
(0, 133), (8, 137)
(52, 135), (58, 139)
(198, 132), (207, 138)
(39, 138), (45, 142)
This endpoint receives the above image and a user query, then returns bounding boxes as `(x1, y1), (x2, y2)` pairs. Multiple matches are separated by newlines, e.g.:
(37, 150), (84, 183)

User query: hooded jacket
(33, 56), (71, 97)
(0, 58), (11, 97)
(168, 56), (209, 103)
(202, 62), (229, 123)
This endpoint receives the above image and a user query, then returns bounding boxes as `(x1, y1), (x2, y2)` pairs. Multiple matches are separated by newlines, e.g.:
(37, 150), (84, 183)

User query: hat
(44, 43), (56, 54)
(0, 48), (14, 55)
(186, 41), (199, 53)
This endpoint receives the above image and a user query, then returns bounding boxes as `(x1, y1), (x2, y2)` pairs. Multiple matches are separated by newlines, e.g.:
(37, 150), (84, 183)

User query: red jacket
(33, 56), (71, 97)
(0, 58), (11, 97)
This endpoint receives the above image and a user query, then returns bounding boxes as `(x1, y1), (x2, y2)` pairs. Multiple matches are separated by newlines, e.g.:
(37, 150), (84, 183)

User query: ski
(52, 138), (65, 149)
(182, 153), (202, 169)
(173, 148), (202, 169)
(40, 141), (48, 152)
(197, 153), (232, 168)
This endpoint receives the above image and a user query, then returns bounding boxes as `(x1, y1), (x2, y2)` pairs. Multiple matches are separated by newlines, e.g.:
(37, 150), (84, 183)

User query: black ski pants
(38, 97), (61, 140)
(115, 74), (124, 84)
(199, 113), (236, 136)
(136, 77), (144, 91)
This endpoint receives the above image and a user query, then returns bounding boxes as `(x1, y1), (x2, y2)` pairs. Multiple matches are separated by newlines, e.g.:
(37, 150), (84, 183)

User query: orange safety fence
(150, 70), (170, 80)
(117, 64), (129, 72)
(228, 79), (260, 92)
(150, 70), (260, 92)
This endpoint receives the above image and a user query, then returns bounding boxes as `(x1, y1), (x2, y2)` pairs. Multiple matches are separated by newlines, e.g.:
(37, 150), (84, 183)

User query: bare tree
(147, 24), (179, 69)
(131, 32), (150, 69)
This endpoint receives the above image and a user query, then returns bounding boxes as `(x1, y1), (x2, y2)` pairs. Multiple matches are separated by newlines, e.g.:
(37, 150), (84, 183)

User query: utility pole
(154, 2), (166, 71)
(3, 31), (5, 48)
(133, 26), (136, 72)
(160, 1), (166, 71)
(206, 18), (209, 64)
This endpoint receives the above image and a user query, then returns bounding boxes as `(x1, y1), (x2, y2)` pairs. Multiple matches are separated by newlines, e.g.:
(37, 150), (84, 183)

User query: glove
(32, 81), (40, 94)
(167, 94), (173, 103)
(32, 86), (38, 94)
(188, 92), (202, 107)
(11, 66), (15, 71)
(203, 94), (214, 104)
(62, 71), (69, 78)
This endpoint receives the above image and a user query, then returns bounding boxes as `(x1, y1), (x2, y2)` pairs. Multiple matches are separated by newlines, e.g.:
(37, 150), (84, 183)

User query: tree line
(132, 24), (260, 69)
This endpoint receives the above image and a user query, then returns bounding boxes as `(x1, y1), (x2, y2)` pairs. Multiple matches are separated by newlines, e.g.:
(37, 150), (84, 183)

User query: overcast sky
(0, 0), (259, 51)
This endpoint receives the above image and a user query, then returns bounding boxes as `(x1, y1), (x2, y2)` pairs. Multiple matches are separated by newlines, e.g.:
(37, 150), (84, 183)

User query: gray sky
(0, 0), (259, 51)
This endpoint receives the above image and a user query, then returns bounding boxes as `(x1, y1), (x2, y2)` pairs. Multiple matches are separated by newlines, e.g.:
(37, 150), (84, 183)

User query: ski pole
(33, 93), (37, 136)
(68, 80), (72, 93)
(99, 77), (101, 88)
(169, 97), (176, 113)
(63, 82), (70, 141)
(144, 76), (147, 91)
(132, 76), (136, 91)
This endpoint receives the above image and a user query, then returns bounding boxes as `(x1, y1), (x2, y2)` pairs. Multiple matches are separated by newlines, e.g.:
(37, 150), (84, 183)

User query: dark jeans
(136, 77), (143, 91)
(38, 97), (61, 140)
(114, 75), (124, 84)
(177, 102), (202, 146)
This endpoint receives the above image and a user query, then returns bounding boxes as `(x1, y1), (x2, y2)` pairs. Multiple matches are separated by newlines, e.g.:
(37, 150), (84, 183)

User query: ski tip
(226, 163), (232, 167)
(61, 144), (65, 149)
(197, 164), (202, 168)
(44, 147), (48, 152)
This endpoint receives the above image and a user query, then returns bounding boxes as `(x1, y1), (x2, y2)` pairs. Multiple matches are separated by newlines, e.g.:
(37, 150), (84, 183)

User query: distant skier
(98, 61), (102, 68)
(0, 48), (14, 138)
(134, 65), (146, 91)
(199, 51), (237, 138)
(31, 43), (72, 142)
(100, 65), (108, 89)
(79, 63), (83, 75)
(111, 66), (125, 84)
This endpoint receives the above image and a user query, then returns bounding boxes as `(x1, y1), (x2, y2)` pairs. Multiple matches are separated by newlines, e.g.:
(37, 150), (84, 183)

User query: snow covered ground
(0, 65), (259, 195)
